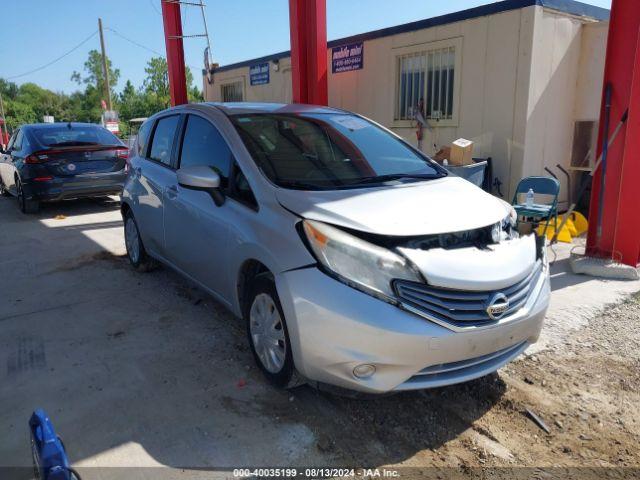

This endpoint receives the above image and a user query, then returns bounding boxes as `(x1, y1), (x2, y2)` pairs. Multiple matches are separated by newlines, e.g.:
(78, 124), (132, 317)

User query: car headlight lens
(302, 220), (422, 300)
(492, 207), (519, 243)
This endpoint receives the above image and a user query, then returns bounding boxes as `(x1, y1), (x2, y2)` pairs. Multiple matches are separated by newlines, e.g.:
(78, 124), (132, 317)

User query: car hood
(276, 176), (509, 236)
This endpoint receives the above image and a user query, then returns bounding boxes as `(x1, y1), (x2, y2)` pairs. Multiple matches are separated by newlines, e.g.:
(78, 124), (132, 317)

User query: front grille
(394, 261), (543, 327)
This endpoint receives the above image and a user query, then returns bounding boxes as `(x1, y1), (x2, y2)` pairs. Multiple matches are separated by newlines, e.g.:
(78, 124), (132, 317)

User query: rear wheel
(16, 180), (39, 214)
(124, 210), (157, 272)
(245, 276), (300, 388)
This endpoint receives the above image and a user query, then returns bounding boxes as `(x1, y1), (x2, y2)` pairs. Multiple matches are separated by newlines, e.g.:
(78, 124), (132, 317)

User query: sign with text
(250, 62), (270, 86)
(332, 42), (364, 73)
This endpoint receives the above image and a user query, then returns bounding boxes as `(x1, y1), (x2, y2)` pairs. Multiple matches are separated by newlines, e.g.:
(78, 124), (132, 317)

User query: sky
(0, 0), (611, 95)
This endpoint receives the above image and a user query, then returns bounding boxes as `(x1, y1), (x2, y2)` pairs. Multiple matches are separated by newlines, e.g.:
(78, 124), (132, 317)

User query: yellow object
(536, 218), (573, 243)
(568, 211), (589, 236)
(563, 216), (578, 237)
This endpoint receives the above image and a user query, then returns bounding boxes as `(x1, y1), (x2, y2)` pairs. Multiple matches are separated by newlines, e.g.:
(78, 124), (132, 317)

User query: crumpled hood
(276, 176), (509, 236)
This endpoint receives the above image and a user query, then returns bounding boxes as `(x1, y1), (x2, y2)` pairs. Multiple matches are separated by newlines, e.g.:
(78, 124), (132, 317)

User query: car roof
(22, 122), (104, 130)
(201, 102), (348, 116)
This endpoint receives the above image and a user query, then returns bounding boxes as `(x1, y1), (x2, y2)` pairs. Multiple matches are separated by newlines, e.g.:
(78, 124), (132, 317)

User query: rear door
(134, 114), (182, 257)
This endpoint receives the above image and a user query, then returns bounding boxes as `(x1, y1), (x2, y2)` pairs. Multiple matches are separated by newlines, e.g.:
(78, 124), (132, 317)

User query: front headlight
(491, 207), (519, 243)
(302, 220), (422, 300)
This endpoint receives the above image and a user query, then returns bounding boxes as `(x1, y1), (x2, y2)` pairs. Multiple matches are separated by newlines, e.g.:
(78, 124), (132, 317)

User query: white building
(203, 0), (609, 204)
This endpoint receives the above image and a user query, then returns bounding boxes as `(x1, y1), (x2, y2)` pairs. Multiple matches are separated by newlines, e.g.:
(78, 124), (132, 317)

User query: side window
(6, 131), (18, 151)
(179, 115), (232, 187)
(149, 115), (180, 166)
(136, 120), (153, 157)
(12, 130), (24, 151)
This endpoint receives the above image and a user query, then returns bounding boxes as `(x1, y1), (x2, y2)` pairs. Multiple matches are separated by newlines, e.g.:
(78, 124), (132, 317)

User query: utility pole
(0, 90), (8, 145)
(98, 18), (112, 111)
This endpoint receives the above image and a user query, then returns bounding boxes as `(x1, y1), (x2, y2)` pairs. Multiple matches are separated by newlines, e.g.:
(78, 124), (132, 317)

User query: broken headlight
(302, 220), (422, 300)
(491, 207), (519, 243)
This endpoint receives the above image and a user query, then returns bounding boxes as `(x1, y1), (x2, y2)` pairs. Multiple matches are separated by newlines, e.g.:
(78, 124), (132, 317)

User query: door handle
(166, 185), (178, 200)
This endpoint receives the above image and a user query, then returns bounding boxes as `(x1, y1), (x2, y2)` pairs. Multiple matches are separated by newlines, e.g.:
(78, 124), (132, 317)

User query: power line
(149, 0), (162, 15)
(106, 27), (165, 57)
(6, 31), (98, 80)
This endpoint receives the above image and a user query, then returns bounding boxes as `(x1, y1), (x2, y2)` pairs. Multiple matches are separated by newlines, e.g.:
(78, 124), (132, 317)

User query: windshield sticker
(331, 116), (369, 131)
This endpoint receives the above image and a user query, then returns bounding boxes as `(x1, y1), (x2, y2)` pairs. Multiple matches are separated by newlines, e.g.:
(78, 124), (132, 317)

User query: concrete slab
(530, 238), (640, 354)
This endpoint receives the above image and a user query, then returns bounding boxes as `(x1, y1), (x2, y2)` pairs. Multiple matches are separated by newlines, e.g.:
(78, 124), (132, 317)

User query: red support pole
(288, 0), (328, 105)
(586, 0), (640, 266)
(161, 0), (189, 106)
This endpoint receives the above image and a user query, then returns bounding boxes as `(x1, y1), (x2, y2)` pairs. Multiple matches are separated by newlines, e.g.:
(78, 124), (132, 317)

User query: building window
(395, 45), (457, 122)
(221, 81), (243, 102)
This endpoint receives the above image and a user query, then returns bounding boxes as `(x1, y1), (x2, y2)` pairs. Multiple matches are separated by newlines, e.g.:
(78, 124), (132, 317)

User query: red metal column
(161, 0), (189, 106)
(586, 0), (640, 266)
(288, 0), (328, 105)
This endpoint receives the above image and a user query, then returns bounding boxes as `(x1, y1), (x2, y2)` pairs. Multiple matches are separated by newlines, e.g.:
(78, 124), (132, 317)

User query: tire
(124, 210), (157, 272)
(16, 180), (39, 214)
(244, 276), (300, 388)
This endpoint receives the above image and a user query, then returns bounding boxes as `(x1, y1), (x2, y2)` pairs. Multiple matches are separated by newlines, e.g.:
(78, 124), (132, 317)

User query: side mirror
(177, 165), (225, 206)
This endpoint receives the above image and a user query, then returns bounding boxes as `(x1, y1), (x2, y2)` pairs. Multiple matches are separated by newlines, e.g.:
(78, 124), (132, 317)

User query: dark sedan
(0, 122), (128, 213)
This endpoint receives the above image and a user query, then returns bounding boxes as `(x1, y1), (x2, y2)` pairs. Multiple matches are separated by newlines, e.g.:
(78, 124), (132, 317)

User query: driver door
(163, 114), (234, 300)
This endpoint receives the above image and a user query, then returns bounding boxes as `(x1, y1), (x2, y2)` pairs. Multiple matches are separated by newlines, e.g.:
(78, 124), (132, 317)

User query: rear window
(33, 125), (121, 147)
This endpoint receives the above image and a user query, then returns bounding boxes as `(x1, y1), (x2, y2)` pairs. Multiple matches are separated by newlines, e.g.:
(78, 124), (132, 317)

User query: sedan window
(149, 115), (180, 166)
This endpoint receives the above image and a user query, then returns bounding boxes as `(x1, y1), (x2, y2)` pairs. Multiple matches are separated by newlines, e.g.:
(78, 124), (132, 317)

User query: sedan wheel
(249, 293), (287, 373)
(16, 181), (39, 214)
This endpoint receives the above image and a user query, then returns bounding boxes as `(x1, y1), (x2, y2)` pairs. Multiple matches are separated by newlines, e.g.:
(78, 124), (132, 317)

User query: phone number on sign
(233, 468), (358, 478)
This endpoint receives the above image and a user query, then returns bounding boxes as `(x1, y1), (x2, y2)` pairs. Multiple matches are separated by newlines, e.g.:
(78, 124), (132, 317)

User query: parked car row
(1, 103), (550, 394)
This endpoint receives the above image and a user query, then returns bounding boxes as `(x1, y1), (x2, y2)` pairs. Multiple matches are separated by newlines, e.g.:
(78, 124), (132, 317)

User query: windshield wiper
(347, 172), (446, 186)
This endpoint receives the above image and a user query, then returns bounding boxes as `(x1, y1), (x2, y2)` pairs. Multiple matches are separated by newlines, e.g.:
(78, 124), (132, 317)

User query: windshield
(231, 113), (445, 190)
(33, 125), (122, 148)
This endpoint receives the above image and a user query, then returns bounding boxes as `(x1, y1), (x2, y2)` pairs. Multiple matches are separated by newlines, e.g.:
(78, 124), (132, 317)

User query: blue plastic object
(29, 409), (76, 480)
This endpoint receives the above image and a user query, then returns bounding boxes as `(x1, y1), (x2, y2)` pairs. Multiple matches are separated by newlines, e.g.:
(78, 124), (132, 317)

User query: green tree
(143, 56), (203, 109)
(71, 49), (120, 121)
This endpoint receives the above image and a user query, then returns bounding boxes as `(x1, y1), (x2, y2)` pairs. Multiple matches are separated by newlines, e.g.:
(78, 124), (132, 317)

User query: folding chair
(511, 176), (560, 233)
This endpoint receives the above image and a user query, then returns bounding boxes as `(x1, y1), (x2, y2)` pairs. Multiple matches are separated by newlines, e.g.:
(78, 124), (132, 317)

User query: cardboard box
(449, 138), (474, 166)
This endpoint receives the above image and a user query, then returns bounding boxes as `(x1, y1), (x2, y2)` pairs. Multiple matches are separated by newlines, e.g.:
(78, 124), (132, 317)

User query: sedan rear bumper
(23, 172), (125, 202)
(276, 266), (549, 394)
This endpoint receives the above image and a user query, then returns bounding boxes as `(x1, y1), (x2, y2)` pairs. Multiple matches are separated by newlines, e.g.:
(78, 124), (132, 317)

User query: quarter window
(12, 130), (24, 151)
(395, 44), (457, 121)
(221, 81), (243, 102)
(136, 120), (153, 157)
(149, 115), (180, 166)
(179, 115), (232, 186)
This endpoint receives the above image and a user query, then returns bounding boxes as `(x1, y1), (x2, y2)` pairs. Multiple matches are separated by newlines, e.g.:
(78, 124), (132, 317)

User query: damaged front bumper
(276, 234), (550, 394)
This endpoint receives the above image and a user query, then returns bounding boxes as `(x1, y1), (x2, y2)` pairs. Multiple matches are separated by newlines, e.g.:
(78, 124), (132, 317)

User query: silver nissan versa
(121, 102), (550, 394)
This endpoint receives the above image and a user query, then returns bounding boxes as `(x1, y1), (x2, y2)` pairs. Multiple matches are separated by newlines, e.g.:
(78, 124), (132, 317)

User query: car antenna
(67, 122), (72, 129)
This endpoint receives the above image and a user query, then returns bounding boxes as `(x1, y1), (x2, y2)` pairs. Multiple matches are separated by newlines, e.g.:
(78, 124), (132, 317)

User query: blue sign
(250, 62), (270, 86)
(332, 42), (364, 73)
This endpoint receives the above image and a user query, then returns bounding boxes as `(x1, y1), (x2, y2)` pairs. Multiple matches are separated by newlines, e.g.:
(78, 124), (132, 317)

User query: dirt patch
(228, 292), (640, 471)
(46, 251), (128, 273)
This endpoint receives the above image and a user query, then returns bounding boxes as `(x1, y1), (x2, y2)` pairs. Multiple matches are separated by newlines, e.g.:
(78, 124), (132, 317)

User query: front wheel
(245, 276), (299, 388)
(124, 210), (157, 272)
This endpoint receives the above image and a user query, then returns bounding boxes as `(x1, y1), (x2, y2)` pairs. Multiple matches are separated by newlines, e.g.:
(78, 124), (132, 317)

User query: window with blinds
(221, 81), (244, 102)
(395, 46), (456, 121)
